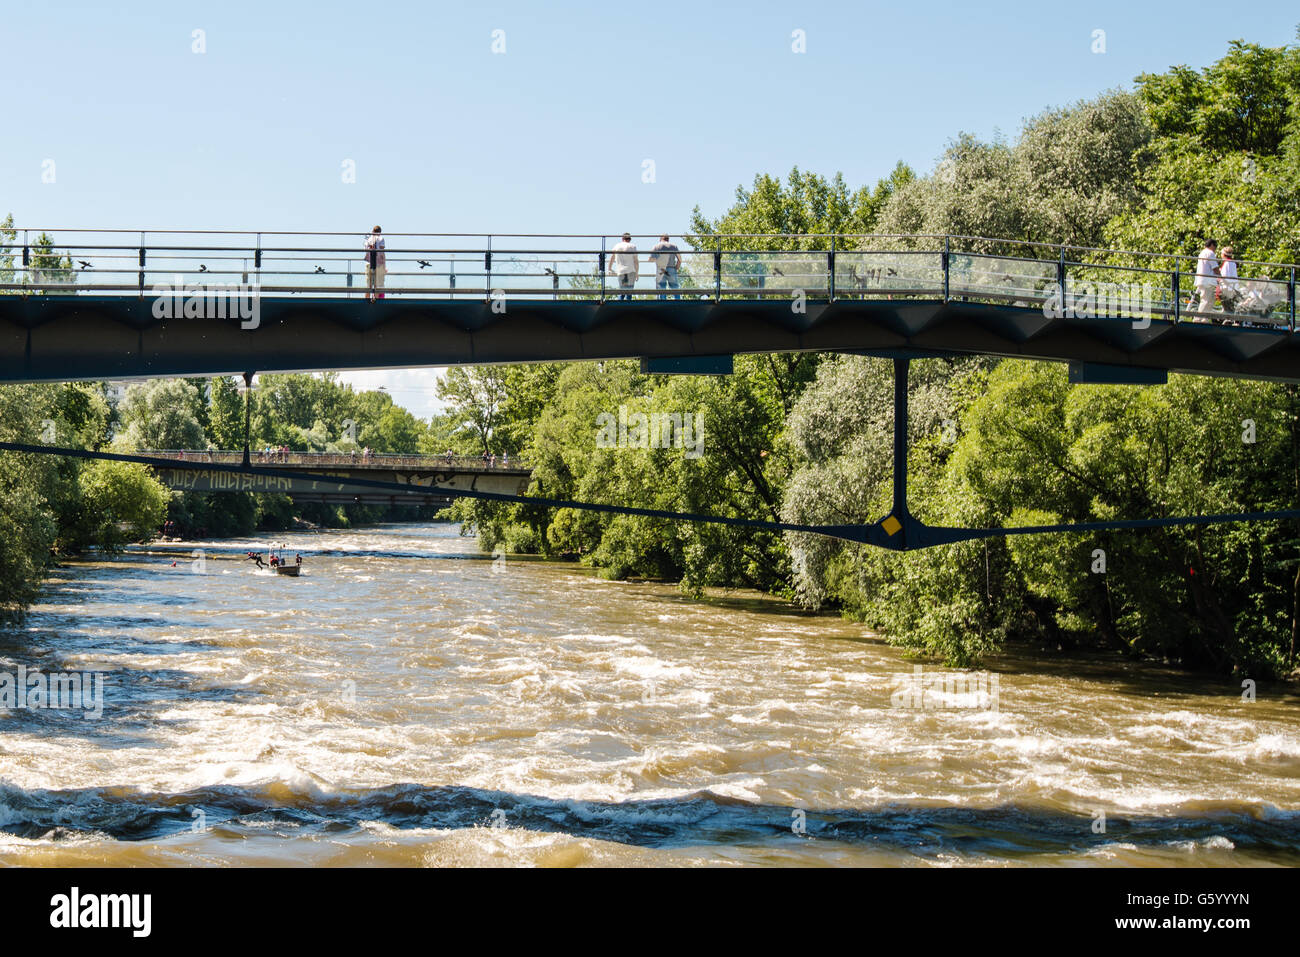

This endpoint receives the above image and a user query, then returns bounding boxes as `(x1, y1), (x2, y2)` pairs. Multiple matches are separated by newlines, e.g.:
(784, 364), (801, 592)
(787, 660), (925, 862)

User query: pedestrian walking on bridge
(1190, 238), (1219, 320)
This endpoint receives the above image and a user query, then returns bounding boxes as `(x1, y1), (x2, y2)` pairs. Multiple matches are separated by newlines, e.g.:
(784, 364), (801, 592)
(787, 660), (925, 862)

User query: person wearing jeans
(609, 232), (639, 300)
(650, 234), (682, 299)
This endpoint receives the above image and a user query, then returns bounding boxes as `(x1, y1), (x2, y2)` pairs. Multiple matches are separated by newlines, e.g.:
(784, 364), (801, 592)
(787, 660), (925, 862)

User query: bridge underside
(2, 296), (1299, 382)
(272, 491), (452, 507)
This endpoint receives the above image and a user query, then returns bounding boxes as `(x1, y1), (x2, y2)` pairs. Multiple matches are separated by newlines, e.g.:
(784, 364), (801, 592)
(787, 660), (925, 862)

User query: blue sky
(4, 0), (1296, 416)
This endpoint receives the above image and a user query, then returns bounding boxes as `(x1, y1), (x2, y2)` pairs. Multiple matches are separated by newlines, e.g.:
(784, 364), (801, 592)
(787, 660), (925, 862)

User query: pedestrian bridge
(1, 229), (1297, 384)
(146, 450), (531, 503)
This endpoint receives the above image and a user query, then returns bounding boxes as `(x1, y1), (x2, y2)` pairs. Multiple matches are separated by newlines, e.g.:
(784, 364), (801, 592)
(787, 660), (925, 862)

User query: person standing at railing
(650, 234), (682, 300)
(609, 232), (639, 300)
(363, 226), (386, 302)
(1191, 238), (1219, 321)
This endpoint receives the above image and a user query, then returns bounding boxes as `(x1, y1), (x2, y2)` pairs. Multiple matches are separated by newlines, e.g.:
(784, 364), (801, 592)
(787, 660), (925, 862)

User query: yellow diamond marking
(882, 516), (902, 536)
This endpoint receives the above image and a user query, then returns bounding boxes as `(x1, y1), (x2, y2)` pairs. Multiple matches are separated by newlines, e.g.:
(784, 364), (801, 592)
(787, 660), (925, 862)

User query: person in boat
(295, 553), (302, 566)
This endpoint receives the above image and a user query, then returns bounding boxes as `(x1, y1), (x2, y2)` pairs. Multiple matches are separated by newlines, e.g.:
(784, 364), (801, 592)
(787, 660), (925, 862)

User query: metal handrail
(6, 229), (1293, 268)
(5, 230), (1295, 329)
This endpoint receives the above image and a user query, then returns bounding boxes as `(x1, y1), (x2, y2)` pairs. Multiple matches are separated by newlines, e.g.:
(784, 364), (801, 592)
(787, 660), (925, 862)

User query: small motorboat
(246, 548), (303, 576)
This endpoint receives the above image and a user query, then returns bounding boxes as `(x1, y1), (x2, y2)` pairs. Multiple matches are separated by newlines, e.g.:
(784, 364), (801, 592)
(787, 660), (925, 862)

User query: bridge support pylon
(821, 355), (981, 551)
(242, 371), (254, 468)
(881, 357), (921, 550)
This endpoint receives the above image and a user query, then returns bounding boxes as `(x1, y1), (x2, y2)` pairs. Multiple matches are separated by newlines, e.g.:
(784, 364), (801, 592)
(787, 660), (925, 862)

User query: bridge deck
(146, 450), (529, 472)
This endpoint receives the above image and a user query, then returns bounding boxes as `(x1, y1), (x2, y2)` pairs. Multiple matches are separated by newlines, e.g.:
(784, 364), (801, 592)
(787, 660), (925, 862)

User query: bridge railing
(3, 229), (1295, 328)
(143, 449), (530, 471)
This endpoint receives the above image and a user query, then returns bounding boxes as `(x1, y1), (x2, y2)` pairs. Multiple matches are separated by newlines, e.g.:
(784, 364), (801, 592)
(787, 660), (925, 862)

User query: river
(1, 522), (1297, 866)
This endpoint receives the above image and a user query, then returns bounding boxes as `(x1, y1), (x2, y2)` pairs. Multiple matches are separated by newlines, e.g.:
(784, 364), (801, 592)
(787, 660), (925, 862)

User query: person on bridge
(363, 226), (386, 302)
(650, 234), (682, 299)
(1191, 239), (1219, 321)
(610, 233), (639, 300)
(1217, 246), (1240, 314)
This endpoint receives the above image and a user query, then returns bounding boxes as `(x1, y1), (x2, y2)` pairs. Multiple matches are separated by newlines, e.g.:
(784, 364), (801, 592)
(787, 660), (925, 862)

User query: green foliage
(116, 379), (206, 451)
(208, 375), (245, 449)
(0, 215), (16, 288)
(0, 384), (60, 623)
(1135, 41), (1300, 155)
(27, 233), (76, 290)
(688, 165), (911, 250)
(449, 353), (813, 594)
(59, 460), (169, 553)
(1109, 39), (1300, 267)
(876, 91), (1152, 250)
(436, 367), (510, 454)
(785, 355), (1300, 676)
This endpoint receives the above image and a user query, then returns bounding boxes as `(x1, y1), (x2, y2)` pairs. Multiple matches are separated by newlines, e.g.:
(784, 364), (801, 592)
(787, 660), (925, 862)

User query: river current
(1, 522), (1297, 866)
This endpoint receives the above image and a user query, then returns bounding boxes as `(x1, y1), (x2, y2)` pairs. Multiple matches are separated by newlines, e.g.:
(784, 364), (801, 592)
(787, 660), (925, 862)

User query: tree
(876, 91), (1153, 252)
(0, 384), (60, 622)
(688, 165), (909, 252)
(208, 375), (246, 450)
(1135, 41), (1300, 155)
(1108, 38), (1300, 269)
(59, 460), (170, 553)
(362, 404), (423, 453)
(116, 379), (206, 451)
(437, 366), (509, 454)
(27, 232), (75, 291)
(0, 214), (15, 289)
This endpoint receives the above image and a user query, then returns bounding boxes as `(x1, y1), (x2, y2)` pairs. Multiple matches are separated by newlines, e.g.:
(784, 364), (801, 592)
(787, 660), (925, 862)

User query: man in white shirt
(1191, 238), (1218, 321)
(649, 234), (682, 300)
(609, 232), (639, 300)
